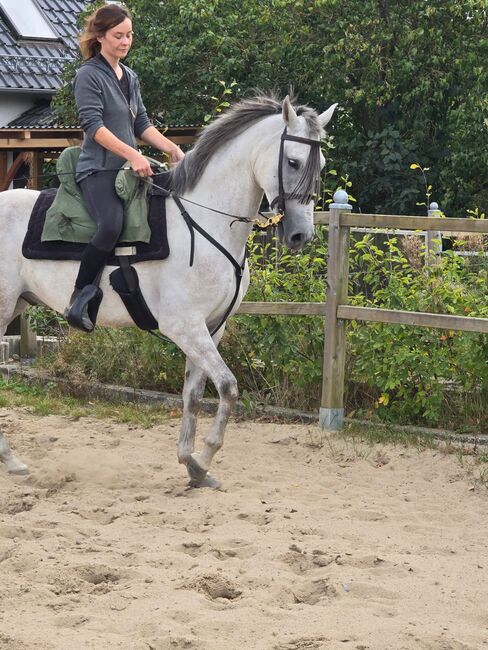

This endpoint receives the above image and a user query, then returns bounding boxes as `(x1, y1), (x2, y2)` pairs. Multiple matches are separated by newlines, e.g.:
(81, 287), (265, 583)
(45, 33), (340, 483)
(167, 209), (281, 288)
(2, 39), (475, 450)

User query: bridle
(269, 127), (322, 216)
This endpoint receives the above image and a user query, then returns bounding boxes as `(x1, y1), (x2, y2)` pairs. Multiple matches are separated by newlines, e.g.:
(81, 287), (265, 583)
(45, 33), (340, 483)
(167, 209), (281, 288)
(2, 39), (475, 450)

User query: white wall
(0, 92), (49, 126)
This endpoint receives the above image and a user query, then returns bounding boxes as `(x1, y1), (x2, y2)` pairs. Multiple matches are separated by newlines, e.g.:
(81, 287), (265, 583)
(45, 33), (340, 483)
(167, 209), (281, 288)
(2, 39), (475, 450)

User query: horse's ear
(318, 103), (338, 128)
(282, 95), (299, 129)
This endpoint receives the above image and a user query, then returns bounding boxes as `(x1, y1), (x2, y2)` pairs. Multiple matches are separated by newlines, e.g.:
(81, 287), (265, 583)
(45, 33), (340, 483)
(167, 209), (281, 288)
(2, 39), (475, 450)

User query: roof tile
(0, 0), (88, 92)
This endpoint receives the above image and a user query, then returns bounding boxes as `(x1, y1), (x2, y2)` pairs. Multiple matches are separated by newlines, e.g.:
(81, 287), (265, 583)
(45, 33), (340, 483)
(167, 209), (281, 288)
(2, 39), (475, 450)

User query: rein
(14, 167), (280, 229)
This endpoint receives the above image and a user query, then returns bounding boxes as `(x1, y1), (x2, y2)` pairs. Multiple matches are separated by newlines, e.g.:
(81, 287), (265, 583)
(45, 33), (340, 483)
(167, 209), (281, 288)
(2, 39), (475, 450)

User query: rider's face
(98, 18), (133, 61)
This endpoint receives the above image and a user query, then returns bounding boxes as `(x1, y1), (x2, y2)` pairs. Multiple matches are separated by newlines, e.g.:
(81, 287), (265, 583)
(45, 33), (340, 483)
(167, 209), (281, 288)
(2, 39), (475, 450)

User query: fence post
(320, 189), (352, 431)
(426, 201), (442, 265)
(20, 312), (37, 358)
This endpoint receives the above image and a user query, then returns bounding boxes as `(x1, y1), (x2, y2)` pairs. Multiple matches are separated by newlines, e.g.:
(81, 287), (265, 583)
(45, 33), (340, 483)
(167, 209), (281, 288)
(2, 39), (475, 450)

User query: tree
(54, 0), (488, 216)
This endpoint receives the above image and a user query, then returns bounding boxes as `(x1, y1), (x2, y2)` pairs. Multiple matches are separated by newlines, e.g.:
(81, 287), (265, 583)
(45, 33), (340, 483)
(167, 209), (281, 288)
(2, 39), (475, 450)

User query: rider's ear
(318, 103), (338, 128)
(282, 95), (299, 129)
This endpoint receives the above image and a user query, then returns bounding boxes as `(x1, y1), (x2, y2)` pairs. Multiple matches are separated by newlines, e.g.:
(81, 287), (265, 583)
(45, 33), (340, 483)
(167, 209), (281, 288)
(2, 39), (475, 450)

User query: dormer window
(0, 0), (60, 42)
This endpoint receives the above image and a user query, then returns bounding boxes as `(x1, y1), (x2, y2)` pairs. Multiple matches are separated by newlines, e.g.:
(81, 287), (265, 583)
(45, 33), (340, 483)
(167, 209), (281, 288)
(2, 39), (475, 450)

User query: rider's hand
(167, 145), (185, 164)
(128, 152), (153, 177)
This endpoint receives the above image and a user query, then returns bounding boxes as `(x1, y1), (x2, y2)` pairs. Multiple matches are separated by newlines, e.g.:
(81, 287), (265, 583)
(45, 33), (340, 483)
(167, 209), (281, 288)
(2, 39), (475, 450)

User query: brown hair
(79, 4), (132, 60)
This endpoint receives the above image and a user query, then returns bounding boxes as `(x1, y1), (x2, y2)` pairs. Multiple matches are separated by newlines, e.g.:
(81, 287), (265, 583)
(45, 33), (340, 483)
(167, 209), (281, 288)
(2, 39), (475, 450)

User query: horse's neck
(182, 127), (267, 255)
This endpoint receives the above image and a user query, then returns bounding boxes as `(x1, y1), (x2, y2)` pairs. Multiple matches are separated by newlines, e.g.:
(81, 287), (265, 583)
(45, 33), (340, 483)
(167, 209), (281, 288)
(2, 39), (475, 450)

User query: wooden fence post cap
(329, 189), (352, 210)
(428, 201), (442, 217)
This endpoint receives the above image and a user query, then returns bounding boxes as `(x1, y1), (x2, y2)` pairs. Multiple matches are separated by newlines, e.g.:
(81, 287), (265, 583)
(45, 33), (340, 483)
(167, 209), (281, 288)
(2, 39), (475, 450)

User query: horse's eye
(288, 158), (300, 169)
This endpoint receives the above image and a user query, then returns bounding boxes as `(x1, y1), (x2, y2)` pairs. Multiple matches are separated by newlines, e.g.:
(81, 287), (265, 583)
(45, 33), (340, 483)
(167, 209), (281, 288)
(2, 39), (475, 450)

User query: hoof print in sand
(184, 573), (242, 601)
(291, 578), (336, 605)
(274, 636), (328, 650)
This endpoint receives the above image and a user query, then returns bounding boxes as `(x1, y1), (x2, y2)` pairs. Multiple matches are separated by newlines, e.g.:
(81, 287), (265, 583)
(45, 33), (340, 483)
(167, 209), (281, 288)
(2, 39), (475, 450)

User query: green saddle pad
(41, 146), (156, 244)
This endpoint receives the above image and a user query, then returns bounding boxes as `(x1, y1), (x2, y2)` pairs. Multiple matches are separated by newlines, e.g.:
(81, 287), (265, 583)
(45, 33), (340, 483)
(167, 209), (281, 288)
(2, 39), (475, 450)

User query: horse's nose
(287, 230), (312, 250)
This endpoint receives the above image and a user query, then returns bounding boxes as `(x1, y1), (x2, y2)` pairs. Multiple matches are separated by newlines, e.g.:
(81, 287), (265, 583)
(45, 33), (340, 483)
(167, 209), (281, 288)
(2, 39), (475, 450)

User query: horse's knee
(220, 376), (238, 404)
(186, 389), (202, 415)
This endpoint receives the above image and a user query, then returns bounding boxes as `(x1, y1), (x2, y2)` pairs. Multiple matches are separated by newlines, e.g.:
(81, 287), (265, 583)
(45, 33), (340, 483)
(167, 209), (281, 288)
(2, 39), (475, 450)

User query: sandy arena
(0, 408), (487, 650)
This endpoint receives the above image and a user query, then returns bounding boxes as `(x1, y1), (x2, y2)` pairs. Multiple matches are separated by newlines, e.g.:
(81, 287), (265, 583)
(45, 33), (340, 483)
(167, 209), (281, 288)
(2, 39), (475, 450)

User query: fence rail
(237, 192), (488, 430)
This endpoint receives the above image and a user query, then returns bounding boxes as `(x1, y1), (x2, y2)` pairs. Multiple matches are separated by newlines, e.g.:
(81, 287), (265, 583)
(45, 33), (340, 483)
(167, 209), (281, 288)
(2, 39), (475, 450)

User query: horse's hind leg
(0, 298), (30, 475)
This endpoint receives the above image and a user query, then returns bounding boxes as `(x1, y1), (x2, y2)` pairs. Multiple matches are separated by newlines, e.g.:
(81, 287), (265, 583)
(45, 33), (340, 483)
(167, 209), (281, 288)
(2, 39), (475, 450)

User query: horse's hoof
(7, 459), (30, 475)
(188, 473), (222, 490)
(186, 455), (208, 484)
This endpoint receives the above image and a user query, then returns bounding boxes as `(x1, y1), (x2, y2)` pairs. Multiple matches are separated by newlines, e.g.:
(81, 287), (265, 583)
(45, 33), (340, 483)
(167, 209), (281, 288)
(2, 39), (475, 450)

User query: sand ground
(0, 408), (487, 650)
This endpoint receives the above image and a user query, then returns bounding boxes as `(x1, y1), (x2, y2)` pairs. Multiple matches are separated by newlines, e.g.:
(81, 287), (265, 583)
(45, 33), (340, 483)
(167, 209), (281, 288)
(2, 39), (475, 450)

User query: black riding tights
(74, 170), (124, 289)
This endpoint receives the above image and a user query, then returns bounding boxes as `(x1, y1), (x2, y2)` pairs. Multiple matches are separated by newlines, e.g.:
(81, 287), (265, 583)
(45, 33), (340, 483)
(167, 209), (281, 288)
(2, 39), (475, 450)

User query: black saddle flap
(109, 261), (158, 331)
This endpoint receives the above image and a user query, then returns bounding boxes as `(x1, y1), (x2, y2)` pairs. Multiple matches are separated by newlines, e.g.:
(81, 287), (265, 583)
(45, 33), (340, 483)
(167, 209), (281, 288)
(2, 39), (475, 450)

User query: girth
(111, 187), (246, 339)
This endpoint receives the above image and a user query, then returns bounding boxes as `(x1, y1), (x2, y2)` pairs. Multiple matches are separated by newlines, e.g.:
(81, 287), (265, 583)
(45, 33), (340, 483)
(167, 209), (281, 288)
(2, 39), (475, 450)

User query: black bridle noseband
(270, 127), (322, 215)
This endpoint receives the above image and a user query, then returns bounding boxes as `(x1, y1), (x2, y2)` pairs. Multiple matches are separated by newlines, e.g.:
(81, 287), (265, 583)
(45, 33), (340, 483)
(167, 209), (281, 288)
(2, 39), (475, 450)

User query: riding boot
(64, 288), (93, 332)
(64, 244), (108, 332)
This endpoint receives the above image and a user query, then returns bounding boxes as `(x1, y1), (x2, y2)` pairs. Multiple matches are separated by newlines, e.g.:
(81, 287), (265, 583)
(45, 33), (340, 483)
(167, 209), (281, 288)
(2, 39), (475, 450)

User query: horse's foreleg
(166, 323), (237, 486)
(0, 431), (29, 475)
(178, 358), (207, 465)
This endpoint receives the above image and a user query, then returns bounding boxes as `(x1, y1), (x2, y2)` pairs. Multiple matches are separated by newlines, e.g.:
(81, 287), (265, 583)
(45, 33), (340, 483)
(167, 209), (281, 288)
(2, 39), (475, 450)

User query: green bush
(36, 228), (487, 431)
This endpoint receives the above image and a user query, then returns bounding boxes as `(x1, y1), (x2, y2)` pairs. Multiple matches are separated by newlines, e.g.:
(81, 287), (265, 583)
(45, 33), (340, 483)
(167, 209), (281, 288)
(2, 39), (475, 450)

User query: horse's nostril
(291, 233), (305, 244)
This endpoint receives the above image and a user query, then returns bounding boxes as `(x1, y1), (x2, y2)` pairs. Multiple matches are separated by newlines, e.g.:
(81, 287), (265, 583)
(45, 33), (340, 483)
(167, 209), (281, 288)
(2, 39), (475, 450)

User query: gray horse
(0, 95), (336, 486)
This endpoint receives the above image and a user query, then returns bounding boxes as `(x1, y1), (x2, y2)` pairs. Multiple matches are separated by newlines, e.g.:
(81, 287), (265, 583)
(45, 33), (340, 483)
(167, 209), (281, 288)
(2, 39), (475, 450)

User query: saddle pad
(22, 186), (169, 265)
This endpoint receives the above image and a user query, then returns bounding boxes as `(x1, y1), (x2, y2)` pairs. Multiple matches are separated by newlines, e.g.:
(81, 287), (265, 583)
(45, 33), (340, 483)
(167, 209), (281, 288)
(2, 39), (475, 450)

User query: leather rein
(143, 126), (322, 338)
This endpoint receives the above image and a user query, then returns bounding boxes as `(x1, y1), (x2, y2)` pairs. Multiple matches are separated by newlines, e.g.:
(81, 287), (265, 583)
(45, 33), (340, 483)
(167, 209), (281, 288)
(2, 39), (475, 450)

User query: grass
(337, 420), (488, 488)
(1, 376), (487, 487)
(0, 377), (180, 428)
(338, 420), (437, 450)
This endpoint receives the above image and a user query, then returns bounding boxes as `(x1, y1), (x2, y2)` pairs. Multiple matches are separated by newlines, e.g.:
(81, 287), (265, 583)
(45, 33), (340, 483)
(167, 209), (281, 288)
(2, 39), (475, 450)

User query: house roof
(0, 0), (88, 93)
(6, 99), (59, 127)
(5, 101), (203, 133)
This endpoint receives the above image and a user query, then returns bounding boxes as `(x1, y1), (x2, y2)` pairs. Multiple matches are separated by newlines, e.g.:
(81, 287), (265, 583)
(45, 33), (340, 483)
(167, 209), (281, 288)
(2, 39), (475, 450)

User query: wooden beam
(340, 212), (488, 233)
(19, 313), (37, 358)
(0, 138), (83, 149)
(0, 152), (29, 191)
(0, 135), (198, 150)
(321, 208), (351, 429)
(0, 126), (200, 151)
(337, 305), (488, 333)
(0, 152), (7, 189)
(237, 301), (326, 316)
(28, 151), (44, 191)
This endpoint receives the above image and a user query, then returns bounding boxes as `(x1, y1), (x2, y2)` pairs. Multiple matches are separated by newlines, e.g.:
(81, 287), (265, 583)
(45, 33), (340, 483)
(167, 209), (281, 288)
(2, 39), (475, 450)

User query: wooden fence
(237, 190), (488, 430)
(14, 190), (488, 429)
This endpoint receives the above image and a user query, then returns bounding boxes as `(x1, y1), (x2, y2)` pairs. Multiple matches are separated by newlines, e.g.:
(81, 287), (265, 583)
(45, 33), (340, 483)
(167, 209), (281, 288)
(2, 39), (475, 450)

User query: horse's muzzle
(279, 222), (314, 250)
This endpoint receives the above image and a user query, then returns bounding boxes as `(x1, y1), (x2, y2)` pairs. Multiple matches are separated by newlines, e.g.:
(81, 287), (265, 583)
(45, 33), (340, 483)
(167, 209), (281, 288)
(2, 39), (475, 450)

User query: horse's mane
(169, 94), (322, 194)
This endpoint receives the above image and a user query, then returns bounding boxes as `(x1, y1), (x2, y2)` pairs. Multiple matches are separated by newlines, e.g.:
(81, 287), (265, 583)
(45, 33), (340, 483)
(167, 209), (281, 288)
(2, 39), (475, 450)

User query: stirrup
(64, 284), (103, 333)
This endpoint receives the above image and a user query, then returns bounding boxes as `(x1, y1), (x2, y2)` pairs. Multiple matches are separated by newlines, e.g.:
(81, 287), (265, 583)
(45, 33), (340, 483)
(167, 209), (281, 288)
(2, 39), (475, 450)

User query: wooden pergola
(0, 125), (201, 191)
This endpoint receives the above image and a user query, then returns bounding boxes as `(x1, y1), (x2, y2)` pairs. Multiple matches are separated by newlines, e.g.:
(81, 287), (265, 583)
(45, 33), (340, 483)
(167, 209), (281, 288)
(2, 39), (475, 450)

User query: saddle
(23, 147), (170, 265)
(22, 148), (171, 331)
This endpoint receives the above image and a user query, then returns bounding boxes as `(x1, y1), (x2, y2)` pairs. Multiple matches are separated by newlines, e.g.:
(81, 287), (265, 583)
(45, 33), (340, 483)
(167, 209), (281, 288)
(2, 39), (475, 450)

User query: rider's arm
(92, 126), (152, 176)
(138, 126), (185, 164)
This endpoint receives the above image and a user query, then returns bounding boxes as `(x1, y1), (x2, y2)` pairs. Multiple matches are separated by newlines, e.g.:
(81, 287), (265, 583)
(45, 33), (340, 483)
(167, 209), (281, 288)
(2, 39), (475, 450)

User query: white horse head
(252, 95), (338, 249)
(171, 94), (338, 251)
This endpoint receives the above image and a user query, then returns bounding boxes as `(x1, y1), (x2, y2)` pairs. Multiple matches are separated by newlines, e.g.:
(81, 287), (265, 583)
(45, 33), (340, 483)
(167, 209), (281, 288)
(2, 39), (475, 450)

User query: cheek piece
(269, 127), (322, 216)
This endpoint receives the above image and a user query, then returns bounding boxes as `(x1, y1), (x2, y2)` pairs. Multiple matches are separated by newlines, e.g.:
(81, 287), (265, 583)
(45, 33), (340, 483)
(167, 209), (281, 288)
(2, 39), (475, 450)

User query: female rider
(65, 3), (184, 331)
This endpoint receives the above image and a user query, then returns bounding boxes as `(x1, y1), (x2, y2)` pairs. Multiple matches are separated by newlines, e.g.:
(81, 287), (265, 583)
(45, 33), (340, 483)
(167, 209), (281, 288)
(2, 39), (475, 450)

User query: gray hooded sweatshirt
(73, 56), (152, 181)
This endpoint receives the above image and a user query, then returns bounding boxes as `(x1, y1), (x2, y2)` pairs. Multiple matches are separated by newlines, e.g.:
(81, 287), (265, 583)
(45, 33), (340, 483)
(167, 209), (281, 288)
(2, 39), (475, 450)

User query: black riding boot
(64, 244), (108, 332)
